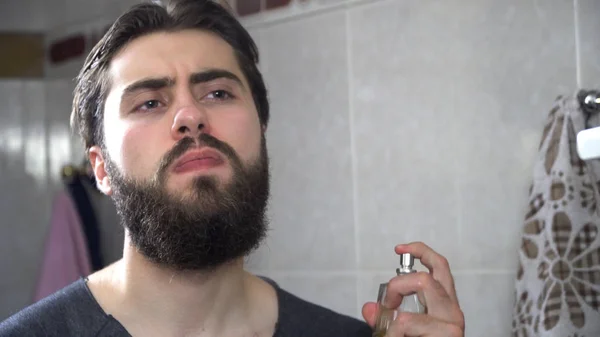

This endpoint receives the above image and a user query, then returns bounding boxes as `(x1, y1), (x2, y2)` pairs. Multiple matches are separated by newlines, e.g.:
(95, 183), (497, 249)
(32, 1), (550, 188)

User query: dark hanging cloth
(64, 174), (104, 271)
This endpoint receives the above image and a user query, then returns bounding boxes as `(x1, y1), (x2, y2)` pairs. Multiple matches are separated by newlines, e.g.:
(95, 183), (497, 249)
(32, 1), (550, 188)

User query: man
(0, 0), (464, 336)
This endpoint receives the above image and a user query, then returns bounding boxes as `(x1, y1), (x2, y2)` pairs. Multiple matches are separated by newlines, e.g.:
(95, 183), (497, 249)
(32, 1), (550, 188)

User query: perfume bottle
(372, 253), (426, 337)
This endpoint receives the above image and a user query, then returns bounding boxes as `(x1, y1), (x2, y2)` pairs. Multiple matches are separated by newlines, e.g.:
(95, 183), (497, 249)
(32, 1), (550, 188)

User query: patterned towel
(512, 94), (600, 336)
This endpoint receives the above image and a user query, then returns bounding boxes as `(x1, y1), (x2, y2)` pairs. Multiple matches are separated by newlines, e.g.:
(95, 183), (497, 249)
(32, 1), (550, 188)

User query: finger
(385, 272), (462, 325)
(395, 242), (458, 302)
(388, 312), (464, 337)
(361, 302), (379, 327)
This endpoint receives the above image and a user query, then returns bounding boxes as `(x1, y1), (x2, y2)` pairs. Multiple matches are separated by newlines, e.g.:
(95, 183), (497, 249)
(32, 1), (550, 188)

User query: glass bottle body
(372, 267), (425, 337)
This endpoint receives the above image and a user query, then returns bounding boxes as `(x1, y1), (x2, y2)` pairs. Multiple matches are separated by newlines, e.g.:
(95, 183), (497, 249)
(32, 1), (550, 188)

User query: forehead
(108, 29), (243, 87)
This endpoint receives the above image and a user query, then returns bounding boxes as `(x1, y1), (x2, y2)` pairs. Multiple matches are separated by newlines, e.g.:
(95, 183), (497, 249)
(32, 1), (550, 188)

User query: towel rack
(577, 89), (600, 129)
(578, 89), (600, 113)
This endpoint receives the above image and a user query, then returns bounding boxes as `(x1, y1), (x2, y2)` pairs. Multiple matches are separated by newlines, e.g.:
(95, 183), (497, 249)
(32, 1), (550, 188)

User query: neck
(89, 235), (277, 337)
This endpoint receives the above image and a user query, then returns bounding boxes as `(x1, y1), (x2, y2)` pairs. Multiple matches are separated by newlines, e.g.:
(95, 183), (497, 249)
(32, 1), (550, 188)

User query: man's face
(88, 30), (269, 270)
(101, 29), (263, 195)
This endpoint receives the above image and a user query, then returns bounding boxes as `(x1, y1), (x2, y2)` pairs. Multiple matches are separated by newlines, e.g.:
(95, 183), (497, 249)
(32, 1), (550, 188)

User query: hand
(362, 242), (465, 336)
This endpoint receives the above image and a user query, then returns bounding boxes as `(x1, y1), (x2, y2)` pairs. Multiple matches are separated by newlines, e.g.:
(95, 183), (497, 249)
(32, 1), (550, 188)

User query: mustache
(154, 133), (240, 183)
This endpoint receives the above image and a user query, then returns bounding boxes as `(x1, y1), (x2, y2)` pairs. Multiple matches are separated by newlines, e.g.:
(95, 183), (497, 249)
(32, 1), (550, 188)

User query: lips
(173, 148), (225, 173)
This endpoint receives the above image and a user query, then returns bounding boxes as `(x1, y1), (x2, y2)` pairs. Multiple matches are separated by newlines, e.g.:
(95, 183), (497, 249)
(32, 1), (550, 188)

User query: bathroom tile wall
(242, 1), (577, 336)
(1, 1), (595, 336)
(578, 0), (600, 89)
(0, 81), (50, 320)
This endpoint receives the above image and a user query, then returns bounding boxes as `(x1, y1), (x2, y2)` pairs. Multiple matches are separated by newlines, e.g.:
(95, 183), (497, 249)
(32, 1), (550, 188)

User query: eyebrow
(190, 69), (244, 87)
(122, 77), (174, 96)
(121, 69), (245, 99)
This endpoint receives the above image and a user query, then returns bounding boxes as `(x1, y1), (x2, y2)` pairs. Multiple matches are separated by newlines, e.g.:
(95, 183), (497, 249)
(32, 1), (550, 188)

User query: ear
(261, 123), (267, 133)
(88, 146), (113, 196)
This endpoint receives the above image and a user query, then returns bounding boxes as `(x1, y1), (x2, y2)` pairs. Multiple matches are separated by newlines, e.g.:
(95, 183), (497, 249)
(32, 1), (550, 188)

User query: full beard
(104, 134), (270, 271)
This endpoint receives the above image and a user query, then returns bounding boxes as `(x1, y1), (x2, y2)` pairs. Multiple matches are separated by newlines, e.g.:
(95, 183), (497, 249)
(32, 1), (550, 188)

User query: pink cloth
(33, 191), (92, 302)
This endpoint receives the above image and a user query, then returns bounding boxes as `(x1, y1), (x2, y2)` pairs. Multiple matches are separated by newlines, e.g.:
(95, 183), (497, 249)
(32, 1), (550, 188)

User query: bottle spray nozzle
(396, 253), (416, 275)
(400, 253), (414, 269)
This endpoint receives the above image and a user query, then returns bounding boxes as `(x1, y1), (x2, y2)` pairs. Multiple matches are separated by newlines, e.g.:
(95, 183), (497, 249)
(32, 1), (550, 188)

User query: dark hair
(71, 0), (269, 150)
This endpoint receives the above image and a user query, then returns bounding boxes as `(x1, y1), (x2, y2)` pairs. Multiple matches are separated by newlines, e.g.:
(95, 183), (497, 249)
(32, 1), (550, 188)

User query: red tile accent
(266, 0), (291, 10)
(236, 0), (261, 16)
(49, 35), (86, 64)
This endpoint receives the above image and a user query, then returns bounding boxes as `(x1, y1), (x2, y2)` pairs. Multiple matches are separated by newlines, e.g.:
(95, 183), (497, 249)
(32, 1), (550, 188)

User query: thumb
(362, 302), (379, 327)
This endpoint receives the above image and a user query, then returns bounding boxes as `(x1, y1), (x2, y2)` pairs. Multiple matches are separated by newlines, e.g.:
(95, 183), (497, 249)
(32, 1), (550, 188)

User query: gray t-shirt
(0, 277), (371, 337)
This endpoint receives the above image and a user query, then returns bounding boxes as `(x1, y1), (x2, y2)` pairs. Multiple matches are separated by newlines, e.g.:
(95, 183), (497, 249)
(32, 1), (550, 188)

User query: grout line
(251, 270), (360, 277)
(574, 0), (582, 88)
(453, 82), (463, 246)
(47, 0), (385, 38)
(240, 0), (388, 29)
(451, 269), (517, 276)
(257, 29), (268, 76)
(455, 177), (462, 245)
(344, 8), (361, 316)
(250, 269), (517, 276)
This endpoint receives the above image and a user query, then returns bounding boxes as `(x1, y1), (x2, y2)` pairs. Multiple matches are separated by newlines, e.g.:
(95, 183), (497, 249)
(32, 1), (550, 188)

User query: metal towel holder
(577, 90), (600, 128)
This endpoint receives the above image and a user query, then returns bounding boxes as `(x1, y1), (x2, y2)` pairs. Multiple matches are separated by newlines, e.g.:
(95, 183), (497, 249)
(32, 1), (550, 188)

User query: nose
(171, 104), (209, 141)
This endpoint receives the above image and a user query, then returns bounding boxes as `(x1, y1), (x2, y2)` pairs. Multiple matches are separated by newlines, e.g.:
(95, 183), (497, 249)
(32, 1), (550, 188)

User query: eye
(205, 90), (234, 101)
(135, 99), (163, 112)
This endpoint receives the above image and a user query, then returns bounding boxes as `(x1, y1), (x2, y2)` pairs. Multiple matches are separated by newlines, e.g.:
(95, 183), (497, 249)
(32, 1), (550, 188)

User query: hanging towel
(64, 174), (104, 271)
(512, 94), (600, 336)
(33, 190), (92, 302)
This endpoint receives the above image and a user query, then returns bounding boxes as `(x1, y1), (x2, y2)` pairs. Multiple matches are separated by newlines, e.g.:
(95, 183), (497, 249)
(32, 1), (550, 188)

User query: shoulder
(272, 282), (372, 337)
(0, 279), (110, 337)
